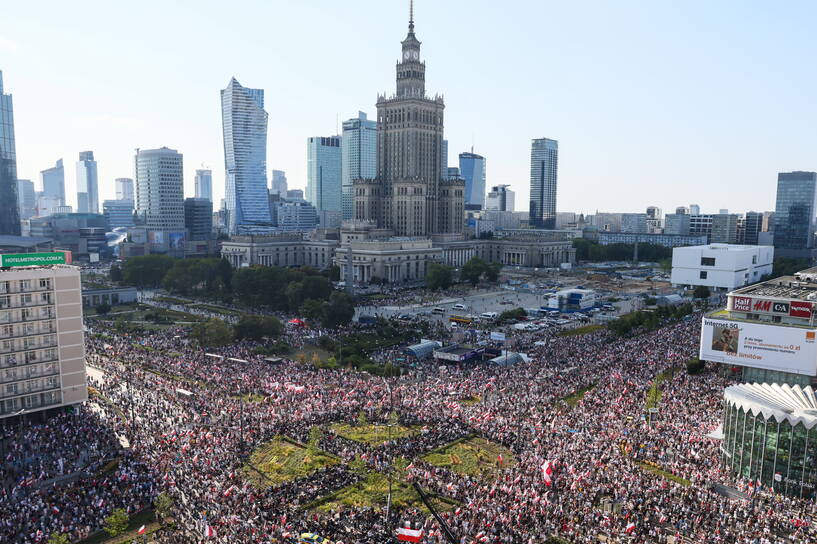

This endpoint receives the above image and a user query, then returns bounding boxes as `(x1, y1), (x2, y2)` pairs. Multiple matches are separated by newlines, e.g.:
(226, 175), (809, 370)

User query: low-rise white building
(671, 244), (773, 291)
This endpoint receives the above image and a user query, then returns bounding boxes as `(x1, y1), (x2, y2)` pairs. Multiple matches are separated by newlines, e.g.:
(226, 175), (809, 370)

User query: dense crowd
(1, 306), (815, 544)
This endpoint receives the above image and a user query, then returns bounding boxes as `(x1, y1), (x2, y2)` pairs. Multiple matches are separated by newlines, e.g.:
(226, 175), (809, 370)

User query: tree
(121, 255), (175, 288)
(322, 292), (355, 328)
(103, 508), (129, 537)
(484, 262), (502, 283)
(693, 285), (711, 299)
(233, 315), (283, 341)
(109, 264), (123, 283)
(686, 357), (706, 375)
(95, 303), (111, 316)
(461, 257), (487, 286)
(48, 533), (70, 544)
(300, 299), (327, 323)
(771, 257), (811, 279)
(153, 491), (173, 520)
(328, 265), (341, 281)
(426, 263), (453, 290)
(191, 318), (233, 348)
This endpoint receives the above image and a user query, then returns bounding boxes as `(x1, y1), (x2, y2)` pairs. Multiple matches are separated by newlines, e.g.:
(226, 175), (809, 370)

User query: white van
(452, 303), (467, 311)
(480, 311), (498, 321)
(432, 307), (446, 314)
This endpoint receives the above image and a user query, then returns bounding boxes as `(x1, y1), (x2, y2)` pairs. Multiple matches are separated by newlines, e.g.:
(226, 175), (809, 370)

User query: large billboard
(730, 295), (814, 319)
(700, 317), (817, 376)
(0, 252), (67, 267)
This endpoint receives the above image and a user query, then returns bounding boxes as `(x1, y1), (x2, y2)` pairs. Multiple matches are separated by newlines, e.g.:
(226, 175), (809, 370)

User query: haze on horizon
(2, 0), (815, 215)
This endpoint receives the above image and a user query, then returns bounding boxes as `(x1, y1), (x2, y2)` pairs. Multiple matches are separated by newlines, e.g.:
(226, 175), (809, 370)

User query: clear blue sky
(2, 0), (815, 215)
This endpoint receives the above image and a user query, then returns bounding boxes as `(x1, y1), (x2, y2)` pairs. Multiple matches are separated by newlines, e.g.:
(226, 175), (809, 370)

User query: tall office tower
(773, 171), (817, 253)
(40, 159), (65, 206)
(743, 211), (763, 245)
(675, 206), (689, 215)
(307, 136), (342, 217)
(194, 169), (212, 201)
(690, 214), (713, 238)
(134, 147), (185, 230)
(529, 138), (558, 229)
(622, 213), (648, 233)
(184, 197), (213, 240)
(114, 177), (134, 201)
(287, 189), (304, 201)
(270, 170), (288, 196)
(17, 179), (36, 219)
(485, 184), (515, 212)
(353, 7), (463, 236)
(0, 263), (88, 419)
(341, 112), (376, 220)
(103, 199), (134, 229)
(645, 206), (663, 233)
(441, 139), (448, 181)
(762, 211), (774, 232)
(689, 204), (700, 215)
(75, 151), (99, 213)
(711, 214), (740, 244)
(459, 151), (486, 210)
(221, 77), (272, 234)
(0, 71), (20, 235)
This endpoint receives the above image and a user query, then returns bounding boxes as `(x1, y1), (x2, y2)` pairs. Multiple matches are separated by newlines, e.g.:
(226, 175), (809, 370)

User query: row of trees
(607, 303), (694, 337)
(425, 257), (502, 290)
(573, 239), (672, 262)
(114, 255), (232, 295)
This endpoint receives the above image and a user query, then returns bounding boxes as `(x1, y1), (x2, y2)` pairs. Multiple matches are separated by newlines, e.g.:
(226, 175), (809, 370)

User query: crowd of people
(1, 303), (815, 544)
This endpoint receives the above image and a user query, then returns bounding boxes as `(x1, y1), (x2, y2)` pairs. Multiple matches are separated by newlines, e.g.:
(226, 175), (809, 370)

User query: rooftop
(0, 235), (54, 249)
(731, 276), (817, 302)
(724, 383), (817, 429)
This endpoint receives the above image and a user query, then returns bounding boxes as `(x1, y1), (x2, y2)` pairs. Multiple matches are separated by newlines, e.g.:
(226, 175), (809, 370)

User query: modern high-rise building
(76, 151), (99, 214)
(115, 177), (134, 201)
(270, 170), (288, 196)
(134, 147), (185, 230)
(103, 199), (134, 229)
(184, 197), (213, 240)
(40, 159), (65, 206)
(0, 71), (20, 235)
(459, 151), (486, 210)
(287, 189), (304, 201)
(622, 213), (648, 233)
(17, 179), (36, 220)
(194, 169), (212, 202)
(689, 204), (701, 215)
(743, 211), (763, 245)
(710, 214), (740, 244)
(446, 167), (462, 180)
(0, 261), (88, 419)
(485, 184), (515, 212)
(774, 172), (817, 254)
(341, 112), (377, 220)
(529, 138), (558, 229)
(352, 9), (464, 236)
(271, 200), (319, 232)
(221, 77), (272, 234)
(664, 213), (691, 236)
(306, 135), (342, 221)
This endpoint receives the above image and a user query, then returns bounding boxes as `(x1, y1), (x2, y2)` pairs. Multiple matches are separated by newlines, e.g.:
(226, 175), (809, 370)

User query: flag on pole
(541, 460), (553, 486)
(396, 525), (424, 542)
(625, 522), (636, 534)
(137, 525), (146, 535)
(204, 525), (216, 537)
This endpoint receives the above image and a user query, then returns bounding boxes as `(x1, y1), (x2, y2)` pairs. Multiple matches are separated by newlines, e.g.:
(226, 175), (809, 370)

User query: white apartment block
(0, 265), (87, 418)
(671, 244), (774, 292)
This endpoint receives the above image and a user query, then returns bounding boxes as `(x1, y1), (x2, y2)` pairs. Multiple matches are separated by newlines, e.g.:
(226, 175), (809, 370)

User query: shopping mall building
(702, 267), (817, 497)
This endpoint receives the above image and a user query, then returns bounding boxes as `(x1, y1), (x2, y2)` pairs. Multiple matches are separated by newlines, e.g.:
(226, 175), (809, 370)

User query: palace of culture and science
(222, 5), (575, 283)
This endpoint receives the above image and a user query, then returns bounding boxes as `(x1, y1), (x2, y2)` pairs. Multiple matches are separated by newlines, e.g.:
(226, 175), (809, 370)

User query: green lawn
(331, 422), (416, 446)
(458, 395), (481, 406)
(637, 461), (691, 487)
(236, 393), (266, 403)
(558, 324), (604, 337)
(563, 385), (595, 408)
(310, 471), (457, 512)
(244, 437), (339, 488)
(646, 368), (677, 410)
(424, 437), (515, 478)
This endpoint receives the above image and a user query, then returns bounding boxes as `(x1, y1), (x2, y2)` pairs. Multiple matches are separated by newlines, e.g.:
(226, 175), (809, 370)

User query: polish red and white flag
(396, 525), (424, 543)
(203, 525), (216, 538)
(137, 525), (146, 535)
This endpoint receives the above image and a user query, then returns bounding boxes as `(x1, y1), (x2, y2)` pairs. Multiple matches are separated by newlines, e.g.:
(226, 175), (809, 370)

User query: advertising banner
(729, 295), (814, 319)
(490, 332), (506, 342)
(700, 317), (817, 376)
(0, 252), (67, 267)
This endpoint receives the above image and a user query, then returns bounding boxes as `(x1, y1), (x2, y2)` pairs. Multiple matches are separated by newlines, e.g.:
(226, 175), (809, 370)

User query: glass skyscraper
(529, 138), (559, 229)
(341, 112), (376, 220)
(17, 179), (36, 220)
(270, 170), (288, 196)
(459, 151), (486, 209)
(307, 135), (342, 216)
(40, 159), (65, 206)
(221, 77), (272, 234)
(115, 177), (134, 201)
(194, 169), (212, 202)
(135, 147), (185, 230)
(76, 151), (99, 213)
(773, 171), (817, 251)
(0, 71), (21, 235)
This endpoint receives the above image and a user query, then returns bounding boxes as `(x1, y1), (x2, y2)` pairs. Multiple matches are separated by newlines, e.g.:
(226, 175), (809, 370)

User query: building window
(700, 271), (708, 279)
(701, 257), (716, 266)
